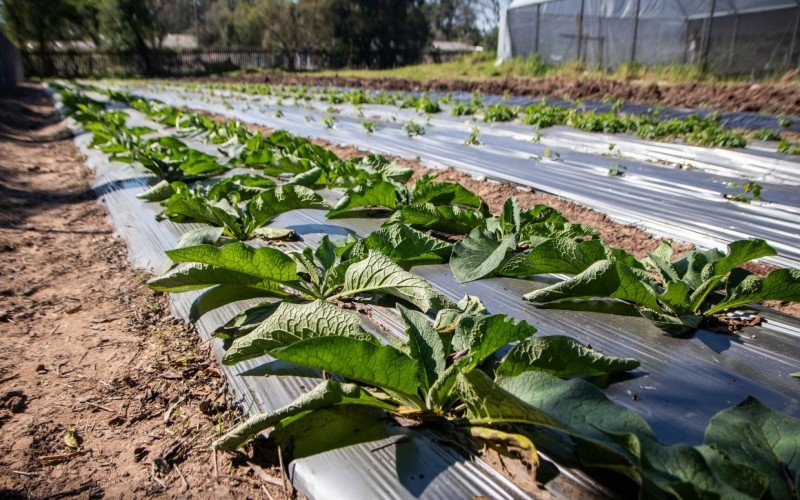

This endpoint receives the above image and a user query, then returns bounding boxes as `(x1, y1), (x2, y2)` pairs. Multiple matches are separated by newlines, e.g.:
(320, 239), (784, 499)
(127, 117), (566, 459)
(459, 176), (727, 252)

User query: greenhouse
(497, 0), (800, 74)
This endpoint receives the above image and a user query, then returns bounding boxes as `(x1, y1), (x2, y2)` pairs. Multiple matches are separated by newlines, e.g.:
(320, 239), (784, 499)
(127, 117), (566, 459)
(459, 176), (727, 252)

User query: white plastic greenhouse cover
(496, 0), (800, 72)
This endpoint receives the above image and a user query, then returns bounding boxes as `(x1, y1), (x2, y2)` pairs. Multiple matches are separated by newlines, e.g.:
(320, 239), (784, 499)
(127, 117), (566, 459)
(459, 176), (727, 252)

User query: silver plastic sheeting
(108, 84), (800, 269)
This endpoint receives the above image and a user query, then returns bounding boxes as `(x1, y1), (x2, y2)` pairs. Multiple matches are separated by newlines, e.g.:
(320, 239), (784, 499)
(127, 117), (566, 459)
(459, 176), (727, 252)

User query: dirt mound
(205, 72), (800, 116)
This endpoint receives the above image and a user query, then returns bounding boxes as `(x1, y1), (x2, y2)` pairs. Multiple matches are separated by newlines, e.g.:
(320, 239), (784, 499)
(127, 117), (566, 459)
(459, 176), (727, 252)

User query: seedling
(608, 163), (627, 176)
(403, 120), (426, 137)
(725, 181), (762, 203)
(464, 127), (482, 146)
(361, 120), (378, 133)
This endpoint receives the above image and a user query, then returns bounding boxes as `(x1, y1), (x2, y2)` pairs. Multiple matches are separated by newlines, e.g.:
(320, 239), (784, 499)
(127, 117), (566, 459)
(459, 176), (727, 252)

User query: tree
(2, 0), (86, 75)
(425, 0), (481, 44)
(99, 0), (160, 74)
(327, 0), (430, 68)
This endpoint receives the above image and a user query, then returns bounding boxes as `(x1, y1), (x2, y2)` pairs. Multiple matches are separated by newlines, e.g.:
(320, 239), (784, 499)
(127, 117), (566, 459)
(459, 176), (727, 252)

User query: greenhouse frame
(497, 0), (800, 74)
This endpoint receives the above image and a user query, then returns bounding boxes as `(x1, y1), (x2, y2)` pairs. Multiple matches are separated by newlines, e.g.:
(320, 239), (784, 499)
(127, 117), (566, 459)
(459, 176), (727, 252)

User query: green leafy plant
(327, 173), (486, 222)
(725, 181), (763, 203)
(450, 198), (603, 283)
(752, 128), (780, 141)
(451, 101), (479, 116)
(525, 239), (800, 336)
(211, 298), (797, 499)
(608, 163), (627, 176)
(322, 115), (336, 129)
(155, 184), (329, 241)
(777, 139), (800, 155)
(464, 127), (482, 145)
(148, 238), (452, 323)
(543, 148), (560, 160)
(482, 103), (518, 122)
(403, 119), (426, 137)
(361, 119), (378, 133)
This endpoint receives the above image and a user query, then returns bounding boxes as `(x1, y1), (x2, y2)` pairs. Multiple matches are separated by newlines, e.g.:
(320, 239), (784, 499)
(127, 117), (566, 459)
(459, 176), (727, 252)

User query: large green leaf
(161, 195), (243, 239)
(148, 263), (283, 293)
(223, 300), (367, 364)
(450, 229), (517, 283)
(626, 438), (763, 499)
(493, 371), (655, 444)
(704, 397), (800, 499)
(452, 314), (536, 369)
(247, 185), (330, 223)
(704, 268), (800, 315)
(352, 224), (452, 267)
(499, 238), (608, 278)
(398, 305), (446, 390)
(136, 179), (176, 201)
(523, 260), (662, 313)
(497, 336), (640, 379)
(213, 380), (393, 450)
(518, 221), (598, 242)
(174, 226), (227, 249)
(188, 284), (283, 321)
(707, 239), (777, 277)
(327, 181), (402, 218)
(272, 336), (422, 399)
(165, 242), (297, 284)
(337, 251), (451, 312)
(456, 370), (558, 428)
(383, 203), (486, 235)
(411, 179), (484, 209)
(206, 174), (276, 201)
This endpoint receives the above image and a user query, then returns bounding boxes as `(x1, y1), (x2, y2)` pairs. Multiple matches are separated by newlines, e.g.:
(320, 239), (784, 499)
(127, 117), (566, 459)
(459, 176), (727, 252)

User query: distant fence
(22, 47), (478, 78)
(21, 48), (367, 78)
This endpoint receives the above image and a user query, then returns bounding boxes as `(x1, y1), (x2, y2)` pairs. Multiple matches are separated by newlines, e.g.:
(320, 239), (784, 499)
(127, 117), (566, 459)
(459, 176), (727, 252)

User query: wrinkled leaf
(497, 336), (640, 379)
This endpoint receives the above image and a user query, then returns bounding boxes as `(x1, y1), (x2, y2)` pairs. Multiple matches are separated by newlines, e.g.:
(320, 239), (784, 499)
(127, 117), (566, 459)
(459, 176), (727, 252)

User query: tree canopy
(1, 0), (504, 69)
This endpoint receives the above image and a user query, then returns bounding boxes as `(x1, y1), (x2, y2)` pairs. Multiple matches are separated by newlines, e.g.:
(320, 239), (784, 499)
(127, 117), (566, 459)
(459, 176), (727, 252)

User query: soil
(197, 73), (800, 117)
(190, 107), (800, 318)
(0, 85), (291, 499)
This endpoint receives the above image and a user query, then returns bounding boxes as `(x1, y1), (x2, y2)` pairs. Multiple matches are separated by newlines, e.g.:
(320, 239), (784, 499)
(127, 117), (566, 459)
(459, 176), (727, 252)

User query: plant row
(58, 83), (800, 499)
(121, 78), (800, 152)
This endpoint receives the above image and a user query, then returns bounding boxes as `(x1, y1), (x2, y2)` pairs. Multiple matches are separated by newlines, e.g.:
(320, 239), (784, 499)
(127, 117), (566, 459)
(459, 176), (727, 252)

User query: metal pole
(535, 4), (541, 53)
(787, 5), (800, 67)
(727, 13), (738, 67)
(577, 0), (586, 62)
(700, 0), (717, 72)
(193, 0), (200, 47)
(630, 0), (641, 63)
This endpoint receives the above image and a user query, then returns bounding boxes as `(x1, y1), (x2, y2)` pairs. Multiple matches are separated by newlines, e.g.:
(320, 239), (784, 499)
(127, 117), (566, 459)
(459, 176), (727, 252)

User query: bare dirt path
(0, 85), (288, 499)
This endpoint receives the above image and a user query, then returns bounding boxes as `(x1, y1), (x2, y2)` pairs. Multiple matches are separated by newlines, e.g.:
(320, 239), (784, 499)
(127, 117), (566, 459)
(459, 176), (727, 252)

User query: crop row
(58, 82), (800, 499)
(121, 79), (800, 153)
